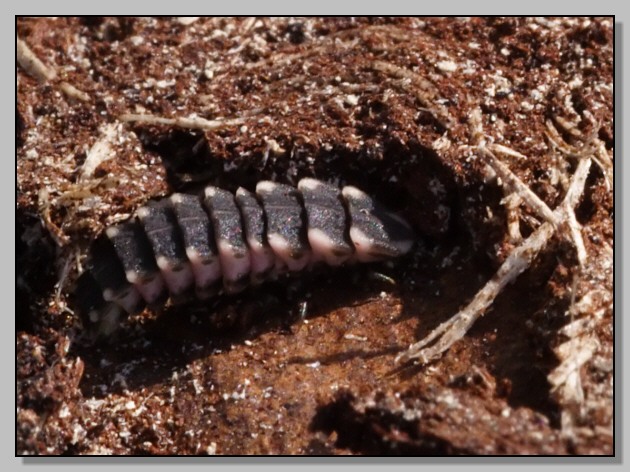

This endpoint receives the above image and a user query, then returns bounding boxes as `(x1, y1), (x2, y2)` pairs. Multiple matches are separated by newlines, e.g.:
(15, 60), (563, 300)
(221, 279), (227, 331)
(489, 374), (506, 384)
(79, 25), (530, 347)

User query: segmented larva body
(77, 178), (414, 336)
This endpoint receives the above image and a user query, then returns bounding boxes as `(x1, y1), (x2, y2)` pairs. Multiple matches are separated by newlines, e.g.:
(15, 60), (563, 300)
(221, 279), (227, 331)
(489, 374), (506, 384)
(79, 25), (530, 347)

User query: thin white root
(55, 249), (78, 314)
(37, 188), (70, 246)
(557, 162), (590, 269)
(79, 123), (119, 181)
(548, 274), (585, 409)
(550, 287), (611, 401)
(370, 61), (455, 129)
(176, 17), (199, 26)
(558, 289), (610, 339)
(489, 143), (527, 160)
(120, 113), (245, 131)
(17, 36), (89, 102)
(545, 119), (598, 160)
(547, 115), (612, 192)
(17, 37), (55, 82)
(468, 108), (560, 230)
(479, 132), (588, 267)
(594, 141), (613, 191)
(554, 115), (583, 138)
(561, 158), (593, 210)
(59, 82), (90, 102)
(397, 157), (592, 365)
(468, 107), (484, 145)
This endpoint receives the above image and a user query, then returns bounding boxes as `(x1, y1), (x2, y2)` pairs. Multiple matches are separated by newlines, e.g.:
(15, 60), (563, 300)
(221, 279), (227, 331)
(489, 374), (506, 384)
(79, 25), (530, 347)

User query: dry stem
(397, 157), (592, 365)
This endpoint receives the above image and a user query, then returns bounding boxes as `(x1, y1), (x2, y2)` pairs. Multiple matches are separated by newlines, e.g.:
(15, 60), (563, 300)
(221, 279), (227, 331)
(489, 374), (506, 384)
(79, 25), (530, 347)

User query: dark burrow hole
(68, 128), (470, 390)
(53, 129), (561, 426)
(80, 127), (512, 336)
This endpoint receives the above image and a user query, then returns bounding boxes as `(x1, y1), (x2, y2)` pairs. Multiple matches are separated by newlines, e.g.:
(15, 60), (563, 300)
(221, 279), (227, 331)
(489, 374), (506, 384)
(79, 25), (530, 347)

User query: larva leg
(87, 235), (144, 314)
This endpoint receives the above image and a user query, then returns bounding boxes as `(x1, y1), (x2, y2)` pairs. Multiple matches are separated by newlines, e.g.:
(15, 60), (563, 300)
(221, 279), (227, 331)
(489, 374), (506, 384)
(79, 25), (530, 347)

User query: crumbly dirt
(16, 17), (613, 456)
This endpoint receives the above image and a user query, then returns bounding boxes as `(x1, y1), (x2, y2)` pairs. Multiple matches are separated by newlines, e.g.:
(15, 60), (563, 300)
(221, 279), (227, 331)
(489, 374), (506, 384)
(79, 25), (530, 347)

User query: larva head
(75, 272), (125, 340)
(341, 185), (415, 262)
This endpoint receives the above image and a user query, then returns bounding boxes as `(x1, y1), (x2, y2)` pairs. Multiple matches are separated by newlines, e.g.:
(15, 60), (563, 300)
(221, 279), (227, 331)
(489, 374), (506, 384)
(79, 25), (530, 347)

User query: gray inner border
(7, 4), (625, 469)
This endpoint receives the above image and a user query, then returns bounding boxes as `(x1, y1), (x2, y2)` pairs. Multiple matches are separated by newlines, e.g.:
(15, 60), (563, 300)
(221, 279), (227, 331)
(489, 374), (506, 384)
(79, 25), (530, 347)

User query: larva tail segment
(341, 185), (415, 262)
(105, 221), (166, 305)
(75, 272), (126, 339)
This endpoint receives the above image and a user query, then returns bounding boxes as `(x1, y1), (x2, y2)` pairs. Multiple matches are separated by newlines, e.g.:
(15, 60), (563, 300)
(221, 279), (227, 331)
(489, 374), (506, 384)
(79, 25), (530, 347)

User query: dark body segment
(298, 178), (353, 266)
(170, 193), (221, 295)
(105, 220), (165, 304)
(256, 181), (310, 272)
(235, 187), (275, 283)
(137, 200), (194, 297)
(204, 186), (250, 293)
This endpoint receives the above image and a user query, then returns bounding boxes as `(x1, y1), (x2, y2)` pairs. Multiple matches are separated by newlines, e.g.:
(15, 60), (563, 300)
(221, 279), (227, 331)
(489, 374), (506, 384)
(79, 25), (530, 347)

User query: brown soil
(16, 17), (613, 456)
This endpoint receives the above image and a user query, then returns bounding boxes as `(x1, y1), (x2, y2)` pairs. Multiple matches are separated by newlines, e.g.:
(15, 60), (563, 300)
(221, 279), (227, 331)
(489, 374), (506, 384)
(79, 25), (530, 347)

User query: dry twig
(490, 143), (527, 160)
(397, 154), (592, 365)
(473, 109), (589, 265)
(396, 105), (596, 365)
(37, 188), (70, 246)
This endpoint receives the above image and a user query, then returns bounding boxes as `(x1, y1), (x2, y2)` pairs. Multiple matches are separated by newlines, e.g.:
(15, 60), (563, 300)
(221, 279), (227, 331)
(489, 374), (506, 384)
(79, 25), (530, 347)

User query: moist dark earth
(16, 17), (613, 455)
